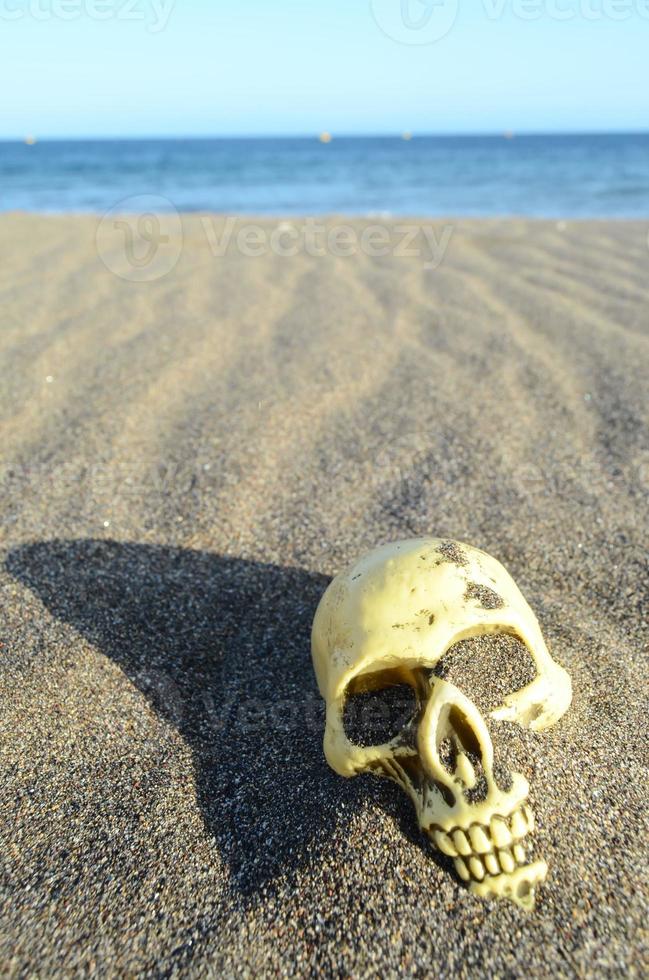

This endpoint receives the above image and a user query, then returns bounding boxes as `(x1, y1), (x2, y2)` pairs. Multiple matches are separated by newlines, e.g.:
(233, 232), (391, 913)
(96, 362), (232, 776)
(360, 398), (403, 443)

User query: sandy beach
(0, 214), (647, 976)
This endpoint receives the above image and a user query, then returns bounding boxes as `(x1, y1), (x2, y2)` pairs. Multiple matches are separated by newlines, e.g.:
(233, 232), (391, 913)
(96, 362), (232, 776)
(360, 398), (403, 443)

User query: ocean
(1, 133), (648, 217)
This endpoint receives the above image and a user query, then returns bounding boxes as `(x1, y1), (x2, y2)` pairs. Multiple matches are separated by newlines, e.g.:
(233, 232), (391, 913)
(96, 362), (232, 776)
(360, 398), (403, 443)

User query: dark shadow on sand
(6, 539), (450, 896)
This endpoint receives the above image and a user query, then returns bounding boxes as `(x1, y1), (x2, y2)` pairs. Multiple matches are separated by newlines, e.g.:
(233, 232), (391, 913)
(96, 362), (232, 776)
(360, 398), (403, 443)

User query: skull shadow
(6, 539), (449, 896)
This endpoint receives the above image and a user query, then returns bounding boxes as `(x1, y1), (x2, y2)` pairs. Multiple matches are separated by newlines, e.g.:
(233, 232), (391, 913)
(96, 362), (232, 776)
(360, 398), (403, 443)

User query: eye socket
(432, 632), (536, 717)
(343, 667), (421, 747)
(433, 633), (538, 795)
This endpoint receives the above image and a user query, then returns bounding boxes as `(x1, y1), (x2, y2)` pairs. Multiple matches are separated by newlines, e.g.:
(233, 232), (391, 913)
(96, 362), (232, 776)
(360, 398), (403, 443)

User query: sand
(0, 214), (647, 977)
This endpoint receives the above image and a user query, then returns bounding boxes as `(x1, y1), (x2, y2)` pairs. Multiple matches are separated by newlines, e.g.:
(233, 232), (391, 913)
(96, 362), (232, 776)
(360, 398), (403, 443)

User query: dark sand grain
(0, 216), (648, 977)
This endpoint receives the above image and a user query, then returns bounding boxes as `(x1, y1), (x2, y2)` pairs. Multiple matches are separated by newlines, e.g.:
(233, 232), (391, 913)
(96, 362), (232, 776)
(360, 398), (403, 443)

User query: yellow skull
(312, 538), (572, 910)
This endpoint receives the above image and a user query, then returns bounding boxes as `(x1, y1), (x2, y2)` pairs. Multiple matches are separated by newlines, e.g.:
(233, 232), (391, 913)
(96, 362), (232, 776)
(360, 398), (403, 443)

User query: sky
(0, 0), (647, 138)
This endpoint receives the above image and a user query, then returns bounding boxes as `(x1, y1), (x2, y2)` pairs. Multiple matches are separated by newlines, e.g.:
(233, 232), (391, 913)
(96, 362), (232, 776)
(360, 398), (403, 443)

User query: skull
(311, 538), (572, 910)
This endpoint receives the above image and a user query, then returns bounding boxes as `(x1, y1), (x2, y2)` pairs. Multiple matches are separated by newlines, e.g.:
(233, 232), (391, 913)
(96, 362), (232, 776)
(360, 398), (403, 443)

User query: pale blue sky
(1, 0), (647, 138)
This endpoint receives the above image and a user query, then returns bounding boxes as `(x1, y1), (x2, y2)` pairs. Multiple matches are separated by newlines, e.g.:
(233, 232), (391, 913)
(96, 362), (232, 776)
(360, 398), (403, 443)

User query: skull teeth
(452, 829), (472, 856)
(484, 852), (500, 876)
(510, 809), (527, 840)
(455, 857), (471, 881)
(490, 815), (512, 849)
(433, 829), (457, 857)
(468, 825), (491, 854)
(453, 842), (531, 884)
(431, 806), (535, 884)
(513, 842), (526, 864)
(498, 846), (516, 874)
(469, 856), (485, 881)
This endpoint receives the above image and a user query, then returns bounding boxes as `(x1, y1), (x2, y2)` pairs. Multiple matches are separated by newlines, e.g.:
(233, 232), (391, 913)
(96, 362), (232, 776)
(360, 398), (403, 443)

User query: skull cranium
(311, 538), (572, 910)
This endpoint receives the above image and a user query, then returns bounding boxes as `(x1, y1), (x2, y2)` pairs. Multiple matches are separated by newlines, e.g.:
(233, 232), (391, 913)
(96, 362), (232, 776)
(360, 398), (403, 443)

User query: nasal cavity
(438, 705), (487, 800)
(448, 705), (483, 761)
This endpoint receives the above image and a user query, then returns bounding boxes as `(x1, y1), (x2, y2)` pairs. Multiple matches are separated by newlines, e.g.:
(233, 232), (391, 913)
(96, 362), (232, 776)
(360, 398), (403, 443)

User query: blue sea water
(1, 133), (648, 217)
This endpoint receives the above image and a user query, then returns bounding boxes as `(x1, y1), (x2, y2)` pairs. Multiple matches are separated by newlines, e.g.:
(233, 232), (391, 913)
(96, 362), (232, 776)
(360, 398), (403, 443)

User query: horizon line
(2, 128), (649, 143)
